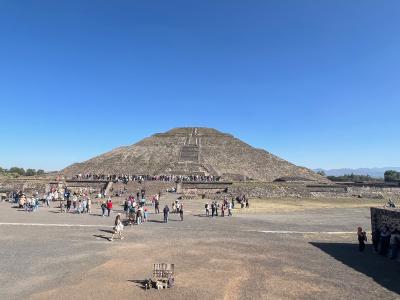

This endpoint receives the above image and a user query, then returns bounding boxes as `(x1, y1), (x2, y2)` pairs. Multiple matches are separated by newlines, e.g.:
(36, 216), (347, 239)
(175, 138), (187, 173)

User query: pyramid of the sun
(62, 127), (325, 182)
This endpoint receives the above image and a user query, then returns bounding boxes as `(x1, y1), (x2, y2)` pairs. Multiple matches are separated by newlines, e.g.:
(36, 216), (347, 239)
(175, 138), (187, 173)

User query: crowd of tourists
(72, 173), (220, 183)
(357, 225), (400, 260)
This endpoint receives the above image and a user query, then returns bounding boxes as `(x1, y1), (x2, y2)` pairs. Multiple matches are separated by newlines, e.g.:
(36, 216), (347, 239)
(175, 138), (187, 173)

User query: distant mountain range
(314, 167), (400, 178)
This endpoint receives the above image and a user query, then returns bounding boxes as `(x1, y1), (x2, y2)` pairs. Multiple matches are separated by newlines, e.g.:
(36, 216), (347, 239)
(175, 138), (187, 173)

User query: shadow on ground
(127, 279), (150, 290)
(310, 242), (400, 295)
(93, 234), (110, 241)
(99, 229), (114, 234)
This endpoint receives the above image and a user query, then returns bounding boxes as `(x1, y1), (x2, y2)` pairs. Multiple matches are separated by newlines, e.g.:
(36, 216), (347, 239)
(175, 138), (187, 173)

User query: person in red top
(107, 198), (113, 217)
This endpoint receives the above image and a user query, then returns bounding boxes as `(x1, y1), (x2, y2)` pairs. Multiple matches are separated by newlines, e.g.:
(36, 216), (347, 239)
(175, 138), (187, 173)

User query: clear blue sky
(0, 0), (399, 171)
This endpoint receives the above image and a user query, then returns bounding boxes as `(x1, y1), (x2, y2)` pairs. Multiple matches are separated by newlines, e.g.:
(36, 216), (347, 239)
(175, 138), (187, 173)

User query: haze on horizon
(0, 1), (399, 171)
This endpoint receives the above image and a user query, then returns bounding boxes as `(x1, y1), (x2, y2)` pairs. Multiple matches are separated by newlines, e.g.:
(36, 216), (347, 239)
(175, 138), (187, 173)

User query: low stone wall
(349, 187), (400, 201)
(371, 207), (400, 232)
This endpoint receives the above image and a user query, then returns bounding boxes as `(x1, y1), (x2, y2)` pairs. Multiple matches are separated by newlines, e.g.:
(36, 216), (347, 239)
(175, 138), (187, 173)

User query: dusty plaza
(0, 192), (399, 300)
(2, 1), (400, 298)
(1, 127), (400, 299)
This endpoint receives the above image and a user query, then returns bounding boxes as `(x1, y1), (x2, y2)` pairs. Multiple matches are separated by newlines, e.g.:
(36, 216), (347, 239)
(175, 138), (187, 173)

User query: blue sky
(0, 0), (399, 171)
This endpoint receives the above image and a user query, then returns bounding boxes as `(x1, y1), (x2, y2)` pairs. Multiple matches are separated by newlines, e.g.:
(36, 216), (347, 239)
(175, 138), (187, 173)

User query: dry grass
(236, 197), (385, 213)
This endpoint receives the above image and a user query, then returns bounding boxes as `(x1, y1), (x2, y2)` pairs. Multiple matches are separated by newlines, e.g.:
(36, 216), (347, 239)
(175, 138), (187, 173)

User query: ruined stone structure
(62, 127), (325, 182)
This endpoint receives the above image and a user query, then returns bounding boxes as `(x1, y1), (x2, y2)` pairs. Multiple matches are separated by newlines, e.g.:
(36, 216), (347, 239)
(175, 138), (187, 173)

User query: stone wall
(370, 207), (400, 233)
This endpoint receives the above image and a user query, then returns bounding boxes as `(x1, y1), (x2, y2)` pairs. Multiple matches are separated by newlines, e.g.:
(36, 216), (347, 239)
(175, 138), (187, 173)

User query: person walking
(163, 205), (170, 223)
(179, 204), (184, 221)
(211, 202), (215, 218)
(357, 227), (367, 252)
(110, 214), (124, 241)
(228, 201), (232, 216)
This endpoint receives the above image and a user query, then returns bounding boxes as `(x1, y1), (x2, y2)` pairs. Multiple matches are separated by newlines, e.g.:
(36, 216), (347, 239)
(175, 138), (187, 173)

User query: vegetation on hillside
(326, 173), (380, 182)
(384, 170), (400, 182)
(0, 167), (45, 177)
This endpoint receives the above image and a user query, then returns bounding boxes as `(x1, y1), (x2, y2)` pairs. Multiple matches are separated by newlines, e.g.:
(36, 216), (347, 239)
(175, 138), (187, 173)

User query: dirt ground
(238, 197), (386, 213)
(0, 194), (398, 300)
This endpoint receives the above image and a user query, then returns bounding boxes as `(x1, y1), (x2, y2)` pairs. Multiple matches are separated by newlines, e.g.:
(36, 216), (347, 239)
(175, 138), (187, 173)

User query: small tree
(25, 169), (36, 176)
(384, 170), (400, 182)
(316, 170), (326, 176)
(36, 169), (45, 175)
(9, 167), (25, 175)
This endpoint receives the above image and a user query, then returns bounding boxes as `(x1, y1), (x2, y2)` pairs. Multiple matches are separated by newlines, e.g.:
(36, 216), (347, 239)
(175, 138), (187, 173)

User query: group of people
(205, 198), (233, 217)
(18, 193), (40, 211)
(122, 196), (149, 225)
(72, 173), (221, 183)
(372, 226), (400, 259)
(11, 191), (40, 211)
(236, 194), (250, 209)
(358, 225), (400, 260)
(171, 200), (184, 221)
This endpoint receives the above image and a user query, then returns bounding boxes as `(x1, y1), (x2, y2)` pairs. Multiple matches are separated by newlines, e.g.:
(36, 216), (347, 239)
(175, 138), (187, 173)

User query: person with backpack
(357, 227), (367, 252)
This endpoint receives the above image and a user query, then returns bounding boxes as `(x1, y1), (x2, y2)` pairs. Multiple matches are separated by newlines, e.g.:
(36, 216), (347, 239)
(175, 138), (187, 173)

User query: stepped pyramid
(62, 127), (325, 182)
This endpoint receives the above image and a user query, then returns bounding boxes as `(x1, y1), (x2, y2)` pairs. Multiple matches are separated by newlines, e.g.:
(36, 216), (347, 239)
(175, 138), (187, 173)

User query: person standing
(163, 205), (170, 223)
(87, 197), (91, 214)
(46, 193), (51, 207)
(179, 204), (184, 221)
(101, 201), (107, 217)
(390, 229), (400, 260)
(379, 226), (391, 256)
(136, 207), (143, 225)
(228, 201), (232, 216)
(107, 199), (113, 217)
(155, 198), (160, 214)
(357, 227), (367, 252)
(371, 227), (380, 253)
(205, 203), (209, 217)
(82, 198), (87, 214)
(211, 202), (215, 218)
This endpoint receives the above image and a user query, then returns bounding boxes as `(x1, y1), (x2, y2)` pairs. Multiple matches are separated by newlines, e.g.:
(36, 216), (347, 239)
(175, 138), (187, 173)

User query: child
(357, 227), (367, 252)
